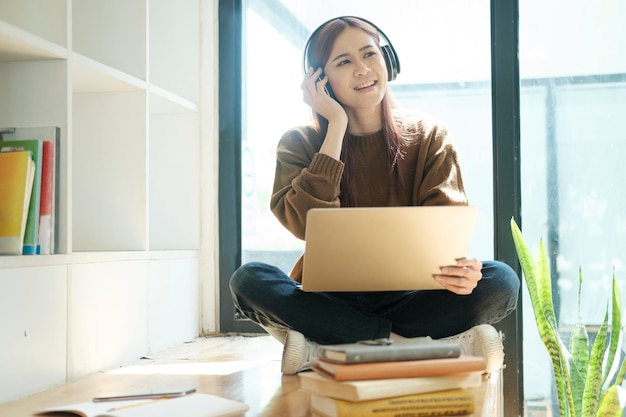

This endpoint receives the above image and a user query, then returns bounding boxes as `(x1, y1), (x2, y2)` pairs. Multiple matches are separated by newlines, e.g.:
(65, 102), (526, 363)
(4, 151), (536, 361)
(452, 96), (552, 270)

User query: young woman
(230, 16), (519, 375)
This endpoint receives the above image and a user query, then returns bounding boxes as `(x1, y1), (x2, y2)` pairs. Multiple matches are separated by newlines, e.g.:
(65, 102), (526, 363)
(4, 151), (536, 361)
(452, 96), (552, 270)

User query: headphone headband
(302, 16), (401, 82)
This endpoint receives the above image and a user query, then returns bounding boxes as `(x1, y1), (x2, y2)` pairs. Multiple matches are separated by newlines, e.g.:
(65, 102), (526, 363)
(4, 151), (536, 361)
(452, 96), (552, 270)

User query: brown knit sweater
(269, 111), (468, 281)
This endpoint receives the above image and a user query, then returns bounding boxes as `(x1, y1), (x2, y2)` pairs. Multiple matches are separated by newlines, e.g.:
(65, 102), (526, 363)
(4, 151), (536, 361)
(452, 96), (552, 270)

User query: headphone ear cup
(381, 45), (399, 81)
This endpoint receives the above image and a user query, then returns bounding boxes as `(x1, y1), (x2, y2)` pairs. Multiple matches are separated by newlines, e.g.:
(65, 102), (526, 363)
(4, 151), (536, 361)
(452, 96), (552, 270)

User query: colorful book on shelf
(1, 126), (60, 254)
(319, 337), (461, 364)
(298, 370), (483, 403)
(35, 393), (249, 417)
(0, 139), (42, 255)
(0, 151), (36, 255)
(38, 140), (54, 254)
(310, 388), (475, 417)
(312, 354), (486, 381)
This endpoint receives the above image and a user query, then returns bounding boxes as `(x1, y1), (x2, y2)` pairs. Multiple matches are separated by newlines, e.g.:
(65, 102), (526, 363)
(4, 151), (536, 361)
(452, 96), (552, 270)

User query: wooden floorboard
(0, 335), (501, 416)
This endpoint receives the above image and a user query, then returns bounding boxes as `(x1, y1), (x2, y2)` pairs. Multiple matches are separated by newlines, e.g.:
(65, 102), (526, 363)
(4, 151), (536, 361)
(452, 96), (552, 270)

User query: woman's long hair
(305, 17), (405, 207)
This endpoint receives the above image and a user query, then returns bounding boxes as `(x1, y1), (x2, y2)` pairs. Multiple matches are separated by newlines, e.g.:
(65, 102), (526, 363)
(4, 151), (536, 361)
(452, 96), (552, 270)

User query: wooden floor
(0, 335), (501, 416)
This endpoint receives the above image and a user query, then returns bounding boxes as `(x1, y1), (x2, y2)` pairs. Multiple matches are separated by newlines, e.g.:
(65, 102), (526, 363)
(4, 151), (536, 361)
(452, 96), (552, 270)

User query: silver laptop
(301, 206), (477, 292)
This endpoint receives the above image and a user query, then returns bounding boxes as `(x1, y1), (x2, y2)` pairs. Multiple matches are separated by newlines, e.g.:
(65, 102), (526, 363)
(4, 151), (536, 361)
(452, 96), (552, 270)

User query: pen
(94, 388), (196, 402)
(106, 398), (167, 412)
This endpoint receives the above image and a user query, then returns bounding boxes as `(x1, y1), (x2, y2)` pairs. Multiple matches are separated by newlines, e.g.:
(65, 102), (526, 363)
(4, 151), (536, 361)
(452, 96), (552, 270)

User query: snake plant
(510, 218), (626, 417)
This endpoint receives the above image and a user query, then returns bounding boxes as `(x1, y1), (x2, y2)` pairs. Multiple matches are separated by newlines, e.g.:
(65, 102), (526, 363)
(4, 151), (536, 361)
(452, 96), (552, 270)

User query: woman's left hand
(434, 258), (482, 295)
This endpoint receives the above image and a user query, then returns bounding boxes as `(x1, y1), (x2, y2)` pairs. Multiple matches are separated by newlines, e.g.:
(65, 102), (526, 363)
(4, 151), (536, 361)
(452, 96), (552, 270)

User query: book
(313, 355), (486, 381)
(0, 151), (36, 255)
(0, 139), (42, 254)
(1, 126), (60, 254)
(320, 337), (461, 364)
(38, 140), (54, 254)
(35, 393), (249, 417)
(298, 371), (483, 403)
(310, 388), (475, 417)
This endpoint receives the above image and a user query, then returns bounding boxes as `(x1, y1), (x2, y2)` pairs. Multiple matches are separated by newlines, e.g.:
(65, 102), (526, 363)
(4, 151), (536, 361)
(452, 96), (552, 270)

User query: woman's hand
(434, 258), (483, 295)
(301, 67), (347, 124)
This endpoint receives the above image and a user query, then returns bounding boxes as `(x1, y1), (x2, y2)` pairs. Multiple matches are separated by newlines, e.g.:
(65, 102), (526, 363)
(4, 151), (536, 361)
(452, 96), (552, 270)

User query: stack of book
(299, 337), (487, 417)
(0, 127), (60, 255)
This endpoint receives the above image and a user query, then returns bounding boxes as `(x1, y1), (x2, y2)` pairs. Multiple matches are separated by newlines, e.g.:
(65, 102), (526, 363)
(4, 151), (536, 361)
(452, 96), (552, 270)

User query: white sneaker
(281, 330), (323, 375)
(439, 324), (504, 373)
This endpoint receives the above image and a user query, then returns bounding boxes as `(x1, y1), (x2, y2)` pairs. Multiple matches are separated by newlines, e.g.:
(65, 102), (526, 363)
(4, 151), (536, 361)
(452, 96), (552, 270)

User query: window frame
(217, 0), (523, 415)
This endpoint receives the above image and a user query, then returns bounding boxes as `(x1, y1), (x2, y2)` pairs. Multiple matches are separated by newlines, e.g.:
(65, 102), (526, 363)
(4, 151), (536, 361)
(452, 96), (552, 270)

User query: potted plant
(510, 218), (626, 417)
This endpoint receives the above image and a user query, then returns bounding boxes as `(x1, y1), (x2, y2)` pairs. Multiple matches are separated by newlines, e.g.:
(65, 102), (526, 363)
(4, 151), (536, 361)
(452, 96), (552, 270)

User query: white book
(298, 370), (483, 402)
(35, 393), (249, 417)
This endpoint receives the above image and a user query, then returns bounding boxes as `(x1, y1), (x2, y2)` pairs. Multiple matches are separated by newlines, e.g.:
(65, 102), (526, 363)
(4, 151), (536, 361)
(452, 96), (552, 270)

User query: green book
(0, 139), (43, 255)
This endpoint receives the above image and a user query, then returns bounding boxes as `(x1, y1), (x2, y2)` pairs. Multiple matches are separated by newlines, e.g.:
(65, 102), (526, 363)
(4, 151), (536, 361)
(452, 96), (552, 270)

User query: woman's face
(322, 26), (388, 109)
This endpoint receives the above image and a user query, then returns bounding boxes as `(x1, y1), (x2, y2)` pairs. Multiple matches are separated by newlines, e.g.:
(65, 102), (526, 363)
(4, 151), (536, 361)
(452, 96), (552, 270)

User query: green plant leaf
(571, 329), (589, 416)
(510, 218), (626, 417)
(602, 272), (622, 390)
(571, 268), (590, 414)
(535, 238), (558, 327)
(595, 384), (626, 417)
(582, 307), (609, 417)
(510, 219), (543, 314)
(510, 218), (571, 416)
(510, 219), (558, 336)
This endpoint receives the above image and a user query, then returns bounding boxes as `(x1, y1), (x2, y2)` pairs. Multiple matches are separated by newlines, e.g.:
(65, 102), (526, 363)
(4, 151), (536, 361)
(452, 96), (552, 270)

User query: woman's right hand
(301, 67), (347, 125)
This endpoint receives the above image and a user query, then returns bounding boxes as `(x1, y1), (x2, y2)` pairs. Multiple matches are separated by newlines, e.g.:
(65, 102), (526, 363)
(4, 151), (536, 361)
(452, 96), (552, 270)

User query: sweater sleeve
(412, 117), (468, 206)
(270, 126), (344, 240)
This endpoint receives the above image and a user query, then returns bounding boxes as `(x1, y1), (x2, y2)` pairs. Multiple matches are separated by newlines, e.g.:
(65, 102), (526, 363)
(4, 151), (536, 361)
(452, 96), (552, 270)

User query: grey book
(320, 337), (461, 364)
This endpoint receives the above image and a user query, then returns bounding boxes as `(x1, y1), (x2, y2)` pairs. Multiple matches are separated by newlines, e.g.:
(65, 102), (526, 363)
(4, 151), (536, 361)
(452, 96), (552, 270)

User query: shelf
(0, 0), (205, 405)
(149, 0), (199, 105)
(0, 20), (66, 62)
(72, 0), (146, 81)
(150, 86), (199, 114)
(0, 250), (198, 269)
(72, 53), (146, 93)
(72, 89), (148, 252)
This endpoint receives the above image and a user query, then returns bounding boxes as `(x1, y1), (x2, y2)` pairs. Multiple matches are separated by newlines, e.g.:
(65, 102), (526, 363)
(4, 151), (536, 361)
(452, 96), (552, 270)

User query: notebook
(301, 206), (477, 292)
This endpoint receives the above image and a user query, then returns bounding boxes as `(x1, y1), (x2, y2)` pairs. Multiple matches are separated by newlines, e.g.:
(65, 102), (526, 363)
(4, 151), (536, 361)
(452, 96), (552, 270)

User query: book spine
(38, 141), (54, 254)
(22, 145), (41, 255)
(312, 390), (475, 417)
(324, 343), (461, 364)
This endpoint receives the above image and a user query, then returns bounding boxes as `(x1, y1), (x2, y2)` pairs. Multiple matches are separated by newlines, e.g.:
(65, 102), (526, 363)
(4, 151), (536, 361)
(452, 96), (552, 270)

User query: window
(519, 1), (626, 414)
(240, 0), (496, 271)
(219, 0), (522, 414)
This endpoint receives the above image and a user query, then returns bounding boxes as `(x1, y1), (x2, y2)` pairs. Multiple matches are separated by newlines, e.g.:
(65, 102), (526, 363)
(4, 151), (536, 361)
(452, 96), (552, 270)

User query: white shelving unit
(0, 0), (207, 403)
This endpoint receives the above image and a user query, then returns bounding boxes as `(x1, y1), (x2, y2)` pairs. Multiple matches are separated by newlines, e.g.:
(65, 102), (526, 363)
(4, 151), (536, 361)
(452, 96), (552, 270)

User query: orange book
(312, 355), (486, 381)
(0, 151), (36, 255)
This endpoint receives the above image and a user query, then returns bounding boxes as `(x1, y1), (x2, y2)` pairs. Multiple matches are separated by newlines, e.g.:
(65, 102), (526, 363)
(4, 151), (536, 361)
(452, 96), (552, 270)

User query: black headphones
(302, 16), (401, 82)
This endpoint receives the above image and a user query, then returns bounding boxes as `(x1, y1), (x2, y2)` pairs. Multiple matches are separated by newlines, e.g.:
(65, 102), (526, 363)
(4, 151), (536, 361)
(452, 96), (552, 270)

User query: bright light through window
(237, 1), (626, 413)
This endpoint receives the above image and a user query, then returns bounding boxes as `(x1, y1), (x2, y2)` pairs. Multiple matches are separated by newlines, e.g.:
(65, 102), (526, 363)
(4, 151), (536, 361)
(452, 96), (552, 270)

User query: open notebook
(301, 206), (477, 292)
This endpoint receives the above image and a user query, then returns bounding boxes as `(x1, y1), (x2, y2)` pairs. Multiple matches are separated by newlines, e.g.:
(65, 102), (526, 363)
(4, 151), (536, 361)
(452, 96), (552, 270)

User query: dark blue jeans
(229, 260), (519, 345)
